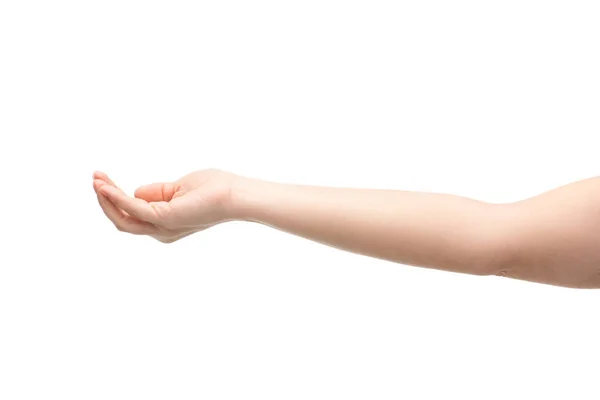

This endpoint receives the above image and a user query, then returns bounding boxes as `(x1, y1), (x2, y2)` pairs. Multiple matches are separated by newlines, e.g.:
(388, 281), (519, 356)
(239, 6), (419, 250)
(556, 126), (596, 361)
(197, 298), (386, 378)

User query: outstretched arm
(93, 170), (600, 289)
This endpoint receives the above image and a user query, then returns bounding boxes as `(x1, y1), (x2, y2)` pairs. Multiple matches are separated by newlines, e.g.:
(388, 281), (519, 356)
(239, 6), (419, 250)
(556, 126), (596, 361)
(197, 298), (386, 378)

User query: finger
(94, 178), (138, 220)
(96, 192), (157, 235)
(134, 182), (177, 202)
(93, 179), (127, 206)
(93, 175), (128, 199)
(100, 184), (164, 224)
(93, 179), (115, 194)
(93, 171), (117, 187)
(94, 180), (156, 234)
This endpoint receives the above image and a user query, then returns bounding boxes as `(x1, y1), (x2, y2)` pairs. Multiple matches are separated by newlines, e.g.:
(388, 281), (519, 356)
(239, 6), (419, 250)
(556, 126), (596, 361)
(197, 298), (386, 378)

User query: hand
(92, 169), (238, 243)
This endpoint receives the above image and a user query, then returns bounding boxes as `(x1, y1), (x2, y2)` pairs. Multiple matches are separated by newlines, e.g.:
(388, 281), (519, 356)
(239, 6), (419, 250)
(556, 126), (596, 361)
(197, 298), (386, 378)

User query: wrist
(228, 175), (264, 222)
(228, 175), (282, 223)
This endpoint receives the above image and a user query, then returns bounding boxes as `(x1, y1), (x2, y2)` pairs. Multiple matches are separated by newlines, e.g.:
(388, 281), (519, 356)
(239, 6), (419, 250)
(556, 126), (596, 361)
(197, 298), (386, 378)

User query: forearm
(230, 176), (511, 276)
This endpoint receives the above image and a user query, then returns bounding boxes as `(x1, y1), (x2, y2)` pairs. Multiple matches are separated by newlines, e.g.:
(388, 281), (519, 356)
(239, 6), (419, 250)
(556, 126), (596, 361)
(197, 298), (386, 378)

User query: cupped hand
(92, 169), (239, 243)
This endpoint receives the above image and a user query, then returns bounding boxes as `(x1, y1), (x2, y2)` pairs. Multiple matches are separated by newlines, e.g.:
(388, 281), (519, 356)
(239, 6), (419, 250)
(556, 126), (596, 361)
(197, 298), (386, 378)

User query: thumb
(134, 182), (178, 202)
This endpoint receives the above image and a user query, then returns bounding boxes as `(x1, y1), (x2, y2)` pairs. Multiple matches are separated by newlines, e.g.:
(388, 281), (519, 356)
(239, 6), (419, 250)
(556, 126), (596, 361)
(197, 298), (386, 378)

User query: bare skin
(93, 170), (600, 289)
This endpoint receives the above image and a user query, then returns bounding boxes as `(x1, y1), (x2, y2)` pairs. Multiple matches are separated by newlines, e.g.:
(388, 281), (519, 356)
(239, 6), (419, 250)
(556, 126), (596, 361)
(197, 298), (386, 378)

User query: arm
(93, 170), (600, 289)
(230, 176), (600, 288)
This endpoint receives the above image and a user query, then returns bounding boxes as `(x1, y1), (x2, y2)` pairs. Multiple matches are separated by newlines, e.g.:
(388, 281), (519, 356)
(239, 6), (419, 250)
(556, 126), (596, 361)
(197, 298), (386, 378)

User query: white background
(1, 1), (599, 399)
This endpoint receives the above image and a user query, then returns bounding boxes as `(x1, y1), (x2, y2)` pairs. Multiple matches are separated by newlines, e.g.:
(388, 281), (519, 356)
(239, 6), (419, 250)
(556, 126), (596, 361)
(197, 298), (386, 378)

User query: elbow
(469, 242), (510, 277)
(467, 206), (518, 277)
(463, 193), (600, 288)
(465, 206), (600, 289)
